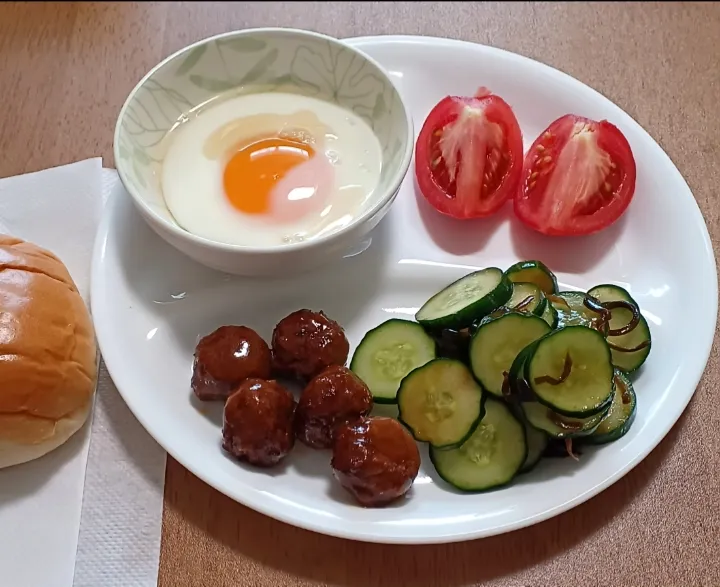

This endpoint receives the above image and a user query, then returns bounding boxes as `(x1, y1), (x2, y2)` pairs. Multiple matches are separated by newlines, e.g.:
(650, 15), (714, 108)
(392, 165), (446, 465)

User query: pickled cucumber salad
(349, 260), (650, 492)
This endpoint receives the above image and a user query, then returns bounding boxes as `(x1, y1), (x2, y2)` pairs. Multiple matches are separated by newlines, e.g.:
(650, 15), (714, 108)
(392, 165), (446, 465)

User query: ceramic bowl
(113, 27), (413, 276)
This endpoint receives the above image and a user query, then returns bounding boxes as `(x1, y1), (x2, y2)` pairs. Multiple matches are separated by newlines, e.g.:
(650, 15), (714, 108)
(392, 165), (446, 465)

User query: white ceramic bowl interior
(113, 28), (413, 274)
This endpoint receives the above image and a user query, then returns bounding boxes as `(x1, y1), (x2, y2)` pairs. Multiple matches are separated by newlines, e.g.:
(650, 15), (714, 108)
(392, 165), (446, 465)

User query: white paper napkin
(72, 169), (166, 587)
(0, 159), (101, 587)
(0, 161), (167, 587)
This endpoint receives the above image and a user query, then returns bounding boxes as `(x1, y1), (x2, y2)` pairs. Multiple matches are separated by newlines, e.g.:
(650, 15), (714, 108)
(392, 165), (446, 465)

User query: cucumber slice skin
(550, 291), (605, 332)
(533, 295), (549, 318)
(469, 313), (551, 398)
(520, 420), (549, 473)
(521, 401), (609, 439)
(584, 370), (637, 445)
(397, 358), (485, 450)
(415, 268), (513, 331)
(505, 260), (559, 295)
(505, 342), (539, 402)
(429, 396), (527, 492)
(587, 284), (651, 374)
(525, 326), (615, 418)
(608, 314), (651, 373)
(350, 319), (437, 404)
(587, 283), (636, 305)
(505, 282), (546, 316)
(500, 343), (550, 466)
(541, 301), (559, 329)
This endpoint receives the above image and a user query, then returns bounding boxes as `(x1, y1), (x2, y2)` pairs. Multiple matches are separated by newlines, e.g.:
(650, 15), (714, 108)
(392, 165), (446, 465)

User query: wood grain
(1, 2), (719, 586)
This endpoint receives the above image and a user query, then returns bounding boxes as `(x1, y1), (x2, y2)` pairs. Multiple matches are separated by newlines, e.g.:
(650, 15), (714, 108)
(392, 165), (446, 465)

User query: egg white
(160, 92), (383, 247)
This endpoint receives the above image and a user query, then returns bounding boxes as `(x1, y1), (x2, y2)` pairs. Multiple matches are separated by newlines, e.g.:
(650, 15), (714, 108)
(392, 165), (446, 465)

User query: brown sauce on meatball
(222, 378), (296, 467)
(192, 325), (271, 401)
(295, 365), (373, 449)
(332, 416), (420, 507)
(271, 310), (349, 380)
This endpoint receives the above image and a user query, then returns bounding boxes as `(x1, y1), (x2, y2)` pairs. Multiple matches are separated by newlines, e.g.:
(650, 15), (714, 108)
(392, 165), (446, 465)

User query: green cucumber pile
(349, 260), (650, 493)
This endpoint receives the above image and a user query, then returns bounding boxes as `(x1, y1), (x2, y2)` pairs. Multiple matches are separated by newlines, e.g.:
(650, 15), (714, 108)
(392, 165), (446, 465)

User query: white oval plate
(92, 35), (717, 544)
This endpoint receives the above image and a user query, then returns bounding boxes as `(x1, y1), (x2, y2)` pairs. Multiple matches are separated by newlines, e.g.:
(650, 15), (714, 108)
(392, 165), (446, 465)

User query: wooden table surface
(2, 2), (720, 586)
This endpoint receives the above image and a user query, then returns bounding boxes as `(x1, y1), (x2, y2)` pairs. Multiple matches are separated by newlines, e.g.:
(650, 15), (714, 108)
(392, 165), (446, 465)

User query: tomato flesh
(514, 114), (636, 236)
(415, 89), (523, 219)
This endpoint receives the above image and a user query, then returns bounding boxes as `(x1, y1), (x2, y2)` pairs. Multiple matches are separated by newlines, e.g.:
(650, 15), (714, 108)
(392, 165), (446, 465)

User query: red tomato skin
(514, 114), (636, 236)
(414, 93), (523, 220)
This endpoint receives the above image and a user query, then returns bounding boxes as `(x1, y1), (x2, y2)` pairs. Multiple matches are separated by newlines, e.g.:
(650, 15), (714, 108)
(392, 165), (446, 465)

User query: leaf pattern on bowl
(289, 42), (385, 114)
(285, 40), (407, 175)
(120, 78), (193, 162)
(188, 75), (239, 92)
(175, 45), (208, 77)
(116, 33), (410, 218)
(240, 48), (279, 84)
(218, 37), (267, 53)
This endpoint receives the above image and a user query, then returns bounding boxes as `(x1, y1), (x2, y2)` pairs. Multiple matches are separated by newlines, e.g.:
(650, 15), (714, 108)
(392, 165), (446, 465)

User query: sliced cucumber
(469, 313), (551, 397)
(505, 260), (559, 295)
(415, 268), (512, 330)
(430, 396), (527, 491)
(585, 370), (637, 444)
(606, 314), (651, 373)
(541, 301), (559, 329)
(587, 284), (651, 373)
(505, 341), (538, 401)
(350, 319), (436, 404)
(526, 326), (614, 417)
(522, 401), (608, 439)
(505, 282), (547, 316)
(549, 291), (604, 332)
(397, 358), (485, 449)
(587, 284), (636, 305)
(520, 420), (549, 473)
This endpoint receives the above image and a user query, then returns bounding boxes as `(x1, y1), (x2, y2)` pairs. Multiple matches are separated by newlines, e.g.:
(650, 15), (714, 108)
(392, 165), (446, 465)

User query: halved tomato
(415, 88), (523, 219)
(514, 114), (636, 236)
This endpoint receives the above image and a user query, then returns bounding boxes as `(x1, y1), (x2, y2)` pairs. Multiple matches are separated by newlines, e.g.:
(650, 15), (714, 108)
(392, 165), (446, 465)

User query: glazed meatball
(295, 365), (373, 449)
(191, 325), (271, 401)
(222, 378), (296, 467)
(331, 417), (421, 507)
(271, 309), (349, 380)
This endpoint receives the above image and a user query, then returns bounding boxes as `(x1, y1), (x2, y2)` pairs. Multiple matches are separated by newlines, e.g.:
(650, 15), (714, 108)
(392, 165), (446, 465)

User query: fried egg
(160, 92), (383, 247)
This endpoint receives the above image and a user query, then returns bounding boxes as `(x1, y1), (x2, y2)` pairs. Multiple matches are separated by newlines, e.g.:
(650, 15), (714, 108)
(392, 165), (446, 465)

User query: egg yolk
(223, 137), (315, 215)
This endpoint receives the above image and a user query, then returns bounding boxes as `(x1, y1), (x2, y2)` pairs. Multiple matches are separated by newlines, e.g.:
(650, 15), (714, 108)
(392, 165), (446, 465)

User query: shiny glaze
(191, 325), (271, 401)
(222, 378), (296, 467)
(271, 309), (349, 380)
(295, 365), (373, 449)
(331, 416), (420, 507)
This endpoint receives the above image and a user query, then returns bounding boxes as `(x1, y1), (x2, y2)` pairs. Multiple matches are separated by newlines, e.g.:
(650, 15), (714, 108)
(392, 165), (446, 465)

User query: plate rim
(92, 34), (719, 545)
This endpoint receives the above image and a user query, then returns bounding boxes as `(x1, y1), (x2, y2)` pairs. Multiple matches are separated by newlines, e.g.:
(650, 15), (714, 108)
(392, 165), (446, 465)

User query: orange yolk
(223, 137), (315, 215)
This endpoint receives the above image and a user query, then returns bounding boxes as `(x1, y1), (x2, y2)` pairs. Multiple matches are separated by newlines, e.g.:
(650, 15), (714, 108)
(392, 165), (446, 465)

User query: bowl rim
(113, 26), (414, 254)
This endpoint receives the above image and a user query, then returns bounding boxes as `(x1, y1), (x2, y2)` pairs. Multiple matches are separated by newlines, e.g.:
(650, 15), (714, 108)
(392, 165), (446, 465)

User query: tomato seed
(542, 156), (552, 165)
(603, 181), (611, 192)
(536, 144), (545, 153)
(528, 180), (536, 190)
(530, 172), (538, 180)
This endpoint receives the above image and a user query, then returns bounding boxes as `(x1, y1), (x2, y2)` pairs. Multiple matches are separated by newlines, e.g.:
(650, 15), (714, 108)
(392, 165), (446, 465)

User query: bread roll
(0, 235), (97, 469)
